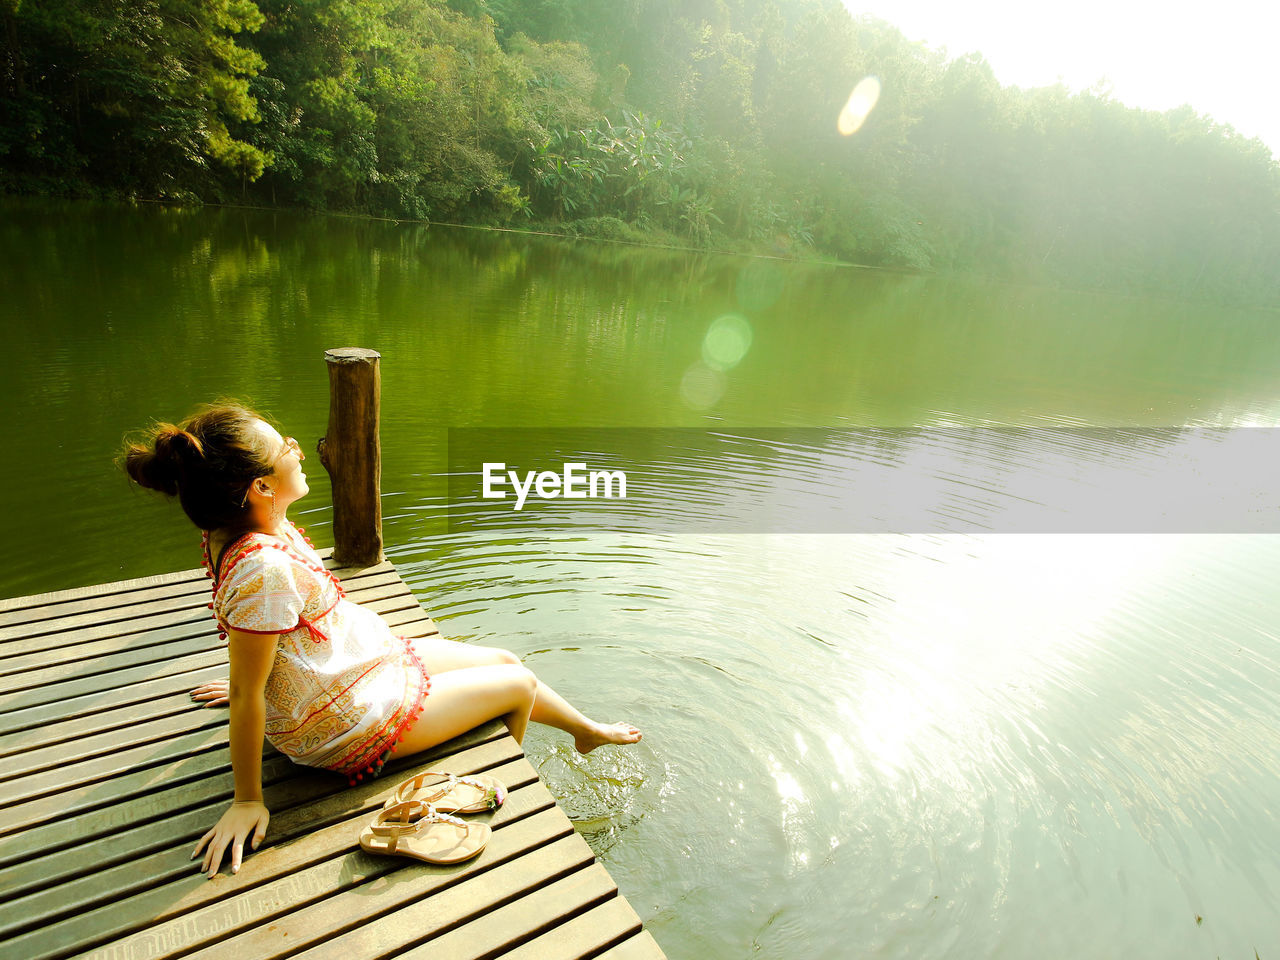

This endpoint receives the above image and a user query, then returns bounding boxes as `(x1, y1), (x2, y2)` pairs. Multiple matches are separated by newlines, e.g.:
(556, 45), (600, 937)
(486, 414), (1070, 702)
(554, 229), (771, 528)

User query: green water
(4, 200), (1280, 957)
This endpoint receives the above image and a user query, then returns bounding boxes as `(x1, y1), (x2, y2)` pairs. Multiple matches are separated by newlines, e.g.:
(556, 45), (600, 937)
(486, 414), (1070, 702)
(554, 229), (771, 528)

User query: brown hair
(119, 401), (279, 531)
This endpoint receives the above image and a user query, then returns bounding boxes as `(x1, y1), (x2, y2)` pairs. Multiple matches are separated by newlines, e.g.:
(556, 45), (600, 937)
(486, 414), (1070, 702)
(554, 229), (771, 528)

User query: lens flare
(680, 363), (726, 410)
(702, 314), (754, 372)
(838, 76), (881, 136)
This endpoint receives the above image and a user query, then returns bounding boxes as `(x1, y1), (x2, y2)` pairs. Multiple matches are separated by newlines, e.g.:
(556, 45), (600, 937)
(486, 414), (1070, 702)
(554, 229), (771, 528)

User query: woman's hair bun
(120, 401), (273, 530)
(155, 424), (204, 459)
(122, 423), (204, 496)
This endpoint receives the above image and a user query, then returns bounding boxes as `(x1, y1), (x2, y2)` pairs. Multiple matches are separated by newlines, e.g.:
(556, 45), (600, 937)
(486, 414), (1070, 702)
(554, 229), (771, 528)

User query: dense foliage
(3, 0), (1278, 304)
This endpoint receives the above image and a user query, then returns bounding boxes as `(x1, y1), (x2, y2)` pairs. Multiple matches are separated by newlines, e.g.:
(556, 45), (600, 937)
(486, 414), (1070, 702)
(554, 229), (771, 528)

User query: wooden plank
(0, 731), (280, 844)
(0, 587), (425, 683)
(8, 746), (536, 959)
(78, 807), (583, 960)
(0, 700), (226, 782)
(0, 649), (227, 711)
(51, 564), (403, 629)
(0, 578), (212, 632)
(0, 547), (373, 616)
(0, 552), (376, 627)
(0, 664), (229, 737)
(0, 552), (394, 634)
(1, 609), (453, 761)
(0, 723), (508, 909)
(0, 687), (229, 764)
(2, 616), (224, 674)
(0, 749), (283, 884)
(0, 569), (411, 663)
(235, 828), (595, 960)
(398, 863), (619, 960)
(492, 896), (645, 960)
(0, 568), (214, 617)
(3, 633), (225, 689)
(592, 932), (669, 960)
(0, 605), (436, 713)
(0, 719), (235, 806)
(3, 591), (429, 684)
(0, 608), (438, 733)
(0, 580), (412, 675)
(0, 590), (222, 646)
(1, 621), (219, 673)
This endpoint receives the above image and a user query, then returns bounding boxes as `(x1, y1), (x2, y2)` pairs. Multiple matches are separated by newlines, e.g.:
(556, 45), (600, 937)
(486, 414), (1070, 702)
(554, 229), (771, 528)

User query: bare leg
(408, 635), (523, 673)
(407, 636), (642, 753)
(528, 681), (643, 754)
(387, 663), (536, 758)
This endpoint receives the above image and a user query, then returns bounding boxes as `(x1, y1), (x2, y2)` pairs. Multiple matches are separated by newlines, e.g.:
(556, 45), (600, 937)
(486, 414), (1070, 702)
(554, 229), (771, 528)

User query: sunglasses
(239, 436), (305, 507)
(272, 435), (304, 465)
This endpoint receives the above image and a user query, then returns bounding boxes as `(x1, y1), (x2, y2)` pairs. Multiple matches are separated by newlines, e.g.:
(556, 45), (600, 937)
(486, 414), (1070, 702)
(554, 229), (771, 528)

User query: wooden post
(317, 348), (383, 567)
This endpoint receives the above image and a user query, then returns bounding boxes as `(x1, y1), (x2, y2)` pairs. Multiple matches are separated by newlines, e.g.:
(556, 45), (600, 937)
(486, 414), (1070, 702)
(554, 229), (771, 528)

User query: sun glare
(838, 76), (882, 135)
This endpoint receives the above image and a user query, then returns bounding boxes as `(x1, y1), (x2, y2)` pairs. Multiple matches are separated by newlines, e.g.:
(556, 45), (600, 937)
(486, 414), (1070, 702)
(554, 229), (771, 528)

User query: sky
(843, 0), (1280, 157)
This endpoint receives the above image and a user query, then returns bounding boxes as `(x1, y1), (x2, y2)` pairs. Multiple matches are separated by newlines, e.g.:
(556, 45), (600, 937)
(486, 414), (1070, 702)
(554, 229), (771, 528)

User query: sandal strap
(377, 800), (467, 829)
(377, 798), (431, 828)
(394, 770), (495, 805)
(372, 802), (467, 851)
(392, 771), (456, 804)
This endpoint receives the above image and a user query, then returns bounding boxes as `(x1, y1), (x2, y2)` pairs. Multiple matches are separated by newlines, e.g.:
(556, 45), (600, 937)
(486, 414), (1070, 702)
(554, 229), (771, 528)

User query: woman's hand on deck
(192, 801), (269, 878)
(190, 679), (230, 707)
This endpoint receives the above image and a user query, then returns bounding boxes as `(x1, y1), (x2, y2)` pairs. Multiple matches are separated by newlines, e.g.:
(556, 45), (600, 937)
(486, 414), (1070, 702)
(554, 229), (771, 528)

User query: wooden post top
(325, 347), (382, 363)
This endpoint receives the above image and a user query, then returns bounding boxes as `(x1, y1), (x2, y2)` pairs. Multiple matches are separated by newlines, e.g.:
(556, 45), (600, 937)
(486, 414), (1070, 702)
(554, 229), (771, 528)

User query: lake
(2, 199), (1279, 957)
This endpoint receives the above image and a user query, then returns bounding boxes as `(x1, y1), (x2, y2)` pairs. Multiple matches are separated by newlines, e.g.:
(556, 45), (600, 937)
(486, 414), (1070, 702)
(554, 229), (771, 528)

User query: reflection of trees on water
(7, 200), (1280, 437)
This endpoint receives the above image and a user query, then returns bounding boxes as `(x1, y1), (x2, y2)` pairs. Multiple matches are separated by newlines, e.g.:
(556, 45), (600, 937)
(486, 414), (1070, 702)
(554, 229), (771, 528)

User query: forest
(3, 0), (1279, 306)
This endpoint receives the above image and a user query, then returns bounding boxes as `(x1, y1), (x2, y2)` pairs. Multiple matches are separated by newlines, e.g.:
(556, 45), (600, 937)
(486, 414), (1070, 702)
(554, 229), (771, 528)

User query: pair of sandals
(358, 770), (507, 864)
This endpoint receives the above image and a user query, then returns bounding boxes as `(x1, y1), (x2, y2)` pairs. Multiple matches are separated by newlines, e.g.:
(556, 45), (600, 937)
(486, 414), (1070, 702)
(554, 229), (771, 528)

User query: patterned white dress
(201, 520), (430, 782)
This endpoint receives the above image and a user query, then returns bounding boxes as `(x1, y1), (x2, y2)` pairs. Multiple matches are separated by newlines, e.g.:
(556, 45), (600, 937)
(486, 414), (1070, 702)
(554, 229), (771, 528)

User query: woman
(121, 402), (641, 878)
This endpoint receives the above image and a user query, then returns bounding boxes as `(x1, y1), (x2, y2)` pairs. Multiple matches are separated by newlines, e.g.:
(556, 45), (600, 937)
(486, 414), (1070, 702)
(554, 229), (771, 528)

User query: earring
(268, 491), (281, 525)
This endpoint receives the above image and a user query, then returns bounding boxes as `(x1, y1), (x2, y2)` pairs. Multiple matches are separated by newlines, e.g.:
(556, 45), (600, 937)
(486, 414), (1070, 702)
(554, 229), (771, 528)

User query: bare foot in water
(575, 721), (643, 755)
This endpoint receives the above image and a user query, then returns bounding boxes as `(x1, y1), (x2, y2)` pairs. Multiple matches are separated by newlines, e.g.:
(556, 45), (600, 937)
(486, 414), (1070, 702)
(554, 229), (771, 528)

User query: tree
(0, 0), (268, 196)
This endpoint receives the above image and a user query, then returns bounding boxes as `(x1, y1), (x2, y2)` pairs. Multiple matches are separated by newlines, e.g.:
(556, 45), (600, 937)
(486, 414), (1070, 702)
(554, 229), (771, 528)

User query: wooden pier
(0, 553), (665, 960)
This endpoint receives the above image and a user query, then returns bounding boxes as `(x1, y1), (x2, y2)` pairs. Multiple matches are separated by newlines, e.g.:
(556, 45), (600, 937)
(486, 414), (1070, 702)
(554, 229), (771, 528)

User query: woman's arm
(191, 629), (279, 878)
